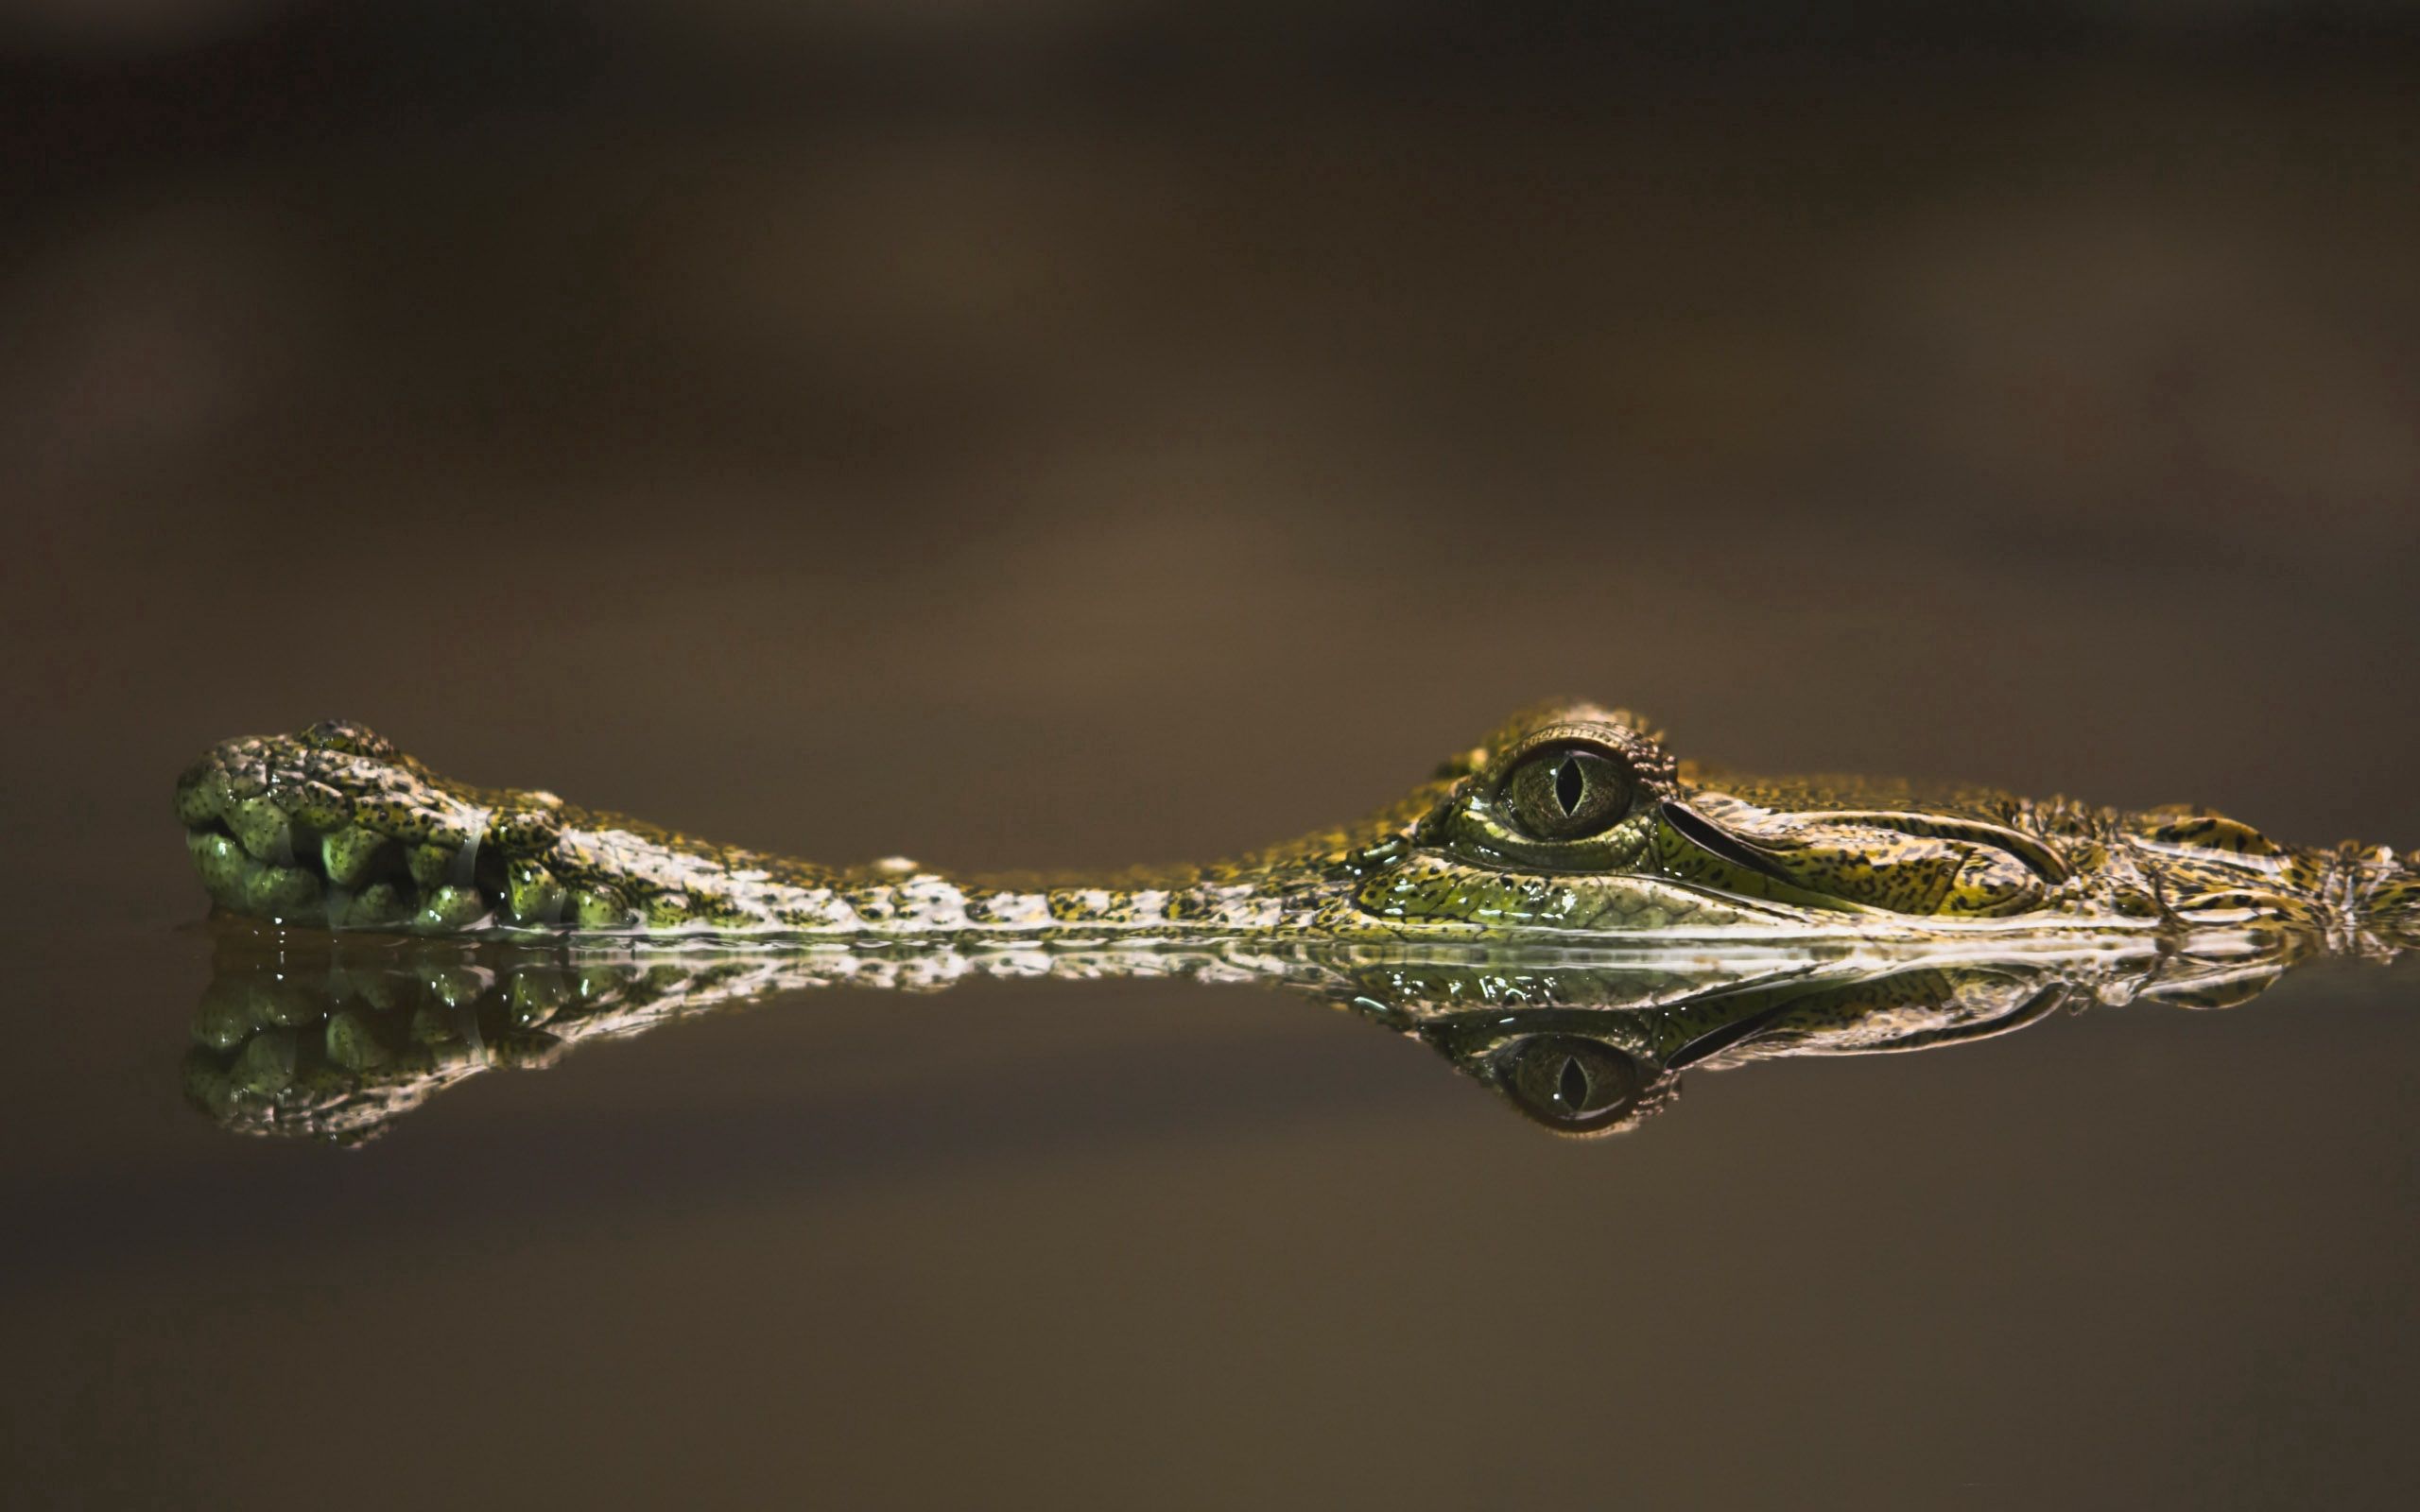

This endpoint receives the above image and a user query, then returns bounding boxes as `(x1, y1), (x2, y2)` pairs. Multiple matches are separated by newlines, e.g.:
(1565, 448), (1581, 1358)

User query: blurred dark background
(6, 5), (2420, 1508)
(8, 0), (2420, 887)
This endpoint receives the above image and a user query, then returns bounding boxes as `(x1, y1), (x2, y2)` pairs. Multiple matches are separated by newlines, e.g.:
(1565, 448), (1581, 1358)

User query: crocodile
(175, 702), (2420, 949)
(183, 919), (2314, 1143)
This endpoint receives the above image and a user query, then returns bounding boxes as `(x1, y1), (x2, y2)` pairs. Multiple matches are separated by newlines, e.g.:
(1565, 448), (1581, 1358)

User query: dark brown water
(7, 6), (2420, 1506)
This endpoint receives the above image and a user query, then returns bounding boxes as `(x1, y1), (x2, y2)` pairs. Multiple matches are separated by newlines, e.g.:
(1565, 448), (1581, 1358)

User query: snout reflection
(183, 919), (2317, 1143)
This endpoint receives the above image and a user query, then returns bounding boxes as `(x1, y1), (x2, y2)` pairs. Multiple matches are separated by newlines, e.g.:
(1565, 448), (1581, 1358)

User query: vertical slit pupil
(1554, 756), (1585, 816)
(1558, 1056), (1590, 1109)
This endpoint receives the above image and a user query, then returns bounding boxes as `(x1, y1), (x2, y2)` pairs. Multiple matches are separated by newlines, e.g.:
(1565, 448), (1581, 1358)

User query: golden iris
(1497, 1036), (1643, 1129)
(1499, 745), (1633, 841)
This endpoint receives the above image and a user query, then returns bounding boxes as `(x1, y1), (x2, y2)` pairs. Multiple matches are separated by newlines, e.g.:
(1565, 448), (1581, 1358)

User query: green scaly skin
(175, 703), (2420, 950)
(184, 922), (2314, 1143)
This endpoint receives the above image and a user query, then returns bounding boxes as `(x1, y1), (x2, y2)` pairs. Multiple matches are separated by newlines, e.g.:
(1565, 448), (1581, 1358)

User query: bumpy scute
(173, 706), (2420, 948)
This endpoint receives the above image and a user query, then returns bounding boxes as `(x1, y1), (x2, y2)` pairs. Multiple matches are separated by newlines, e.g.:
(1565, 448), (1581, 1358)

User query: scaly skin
(174, 703), (2420, 948)
(184, 921), (2314, 1143)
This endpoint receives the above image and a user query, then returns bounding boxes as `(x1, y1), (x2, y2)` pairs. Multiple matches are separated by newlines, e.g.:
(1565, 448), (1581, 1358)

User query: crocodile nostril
(1660, 801), (1801, 884)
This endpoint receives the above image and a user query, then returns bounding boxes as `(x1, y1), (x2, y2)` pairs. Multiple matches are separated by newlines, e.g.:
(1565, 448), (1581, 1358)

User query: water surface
(8, 906), (2417, 1507)
(9, 8), (2420, 1504)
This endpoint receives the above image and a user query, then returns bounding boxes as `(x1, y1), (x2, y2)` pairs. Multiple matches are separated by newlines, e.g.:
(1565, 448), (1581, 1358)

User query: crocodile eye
(1496, 1036), (1643, 1131)
(1499, 744), (1633, 841)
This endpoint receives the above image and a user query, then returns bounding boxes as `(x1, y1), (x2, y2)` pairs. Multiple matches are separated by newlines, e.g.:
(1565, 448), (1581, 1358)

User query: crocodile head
(1331, 700), (2420, 942)
(173, 704), (2412, 942)
(1342, 701), (2100, 934)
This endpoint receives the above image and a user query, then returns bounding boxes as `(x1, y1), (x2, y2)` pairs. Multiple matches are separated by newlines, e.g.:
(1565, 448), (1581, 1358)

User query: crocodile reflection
(183, 920), (2319, 1143)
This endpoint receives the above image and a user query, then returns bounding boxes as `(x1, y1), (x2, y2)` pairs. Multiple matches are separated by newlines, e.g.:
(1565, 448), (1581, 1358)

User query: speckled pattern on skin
(174, 703), (2420, 951)
(183, 923), (2315, 1144)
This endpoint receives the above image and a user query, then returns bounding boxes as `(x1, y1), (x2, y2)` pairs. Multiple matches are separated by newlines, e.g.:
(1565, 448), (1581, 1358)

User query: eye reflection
(177, 920), (2318, 1147)
(1495, 1035), (1646, 1133)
